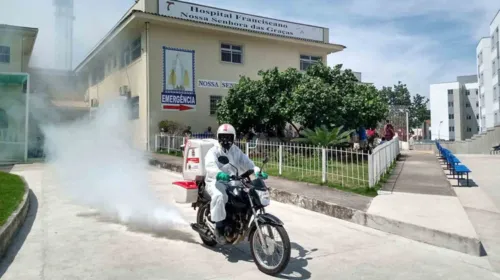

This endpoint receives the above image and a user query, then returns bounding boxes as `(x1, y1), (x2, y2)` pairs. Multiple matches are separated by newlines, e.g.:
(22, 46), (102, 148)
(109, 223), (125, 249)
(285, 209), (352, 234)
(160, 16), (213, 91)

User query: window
(130, 37), (141, 61)
(465, 102), (471, 108)
(449, 126), (455, 132)
(466, 90), (470, 96)
(300, 55), (322, 71)
(476, 114), (479, 119)
(467, 115), (472, 120)
(476, 101), (479, 107)
(209, 95), (223, 115)
(447, 89), (453, 95)
(449, 114), (454, 119)
(467, 127), (472, 132)
(120, 36), (141, 68)
(448, 101), (454, 107)
(0, 45), (10, 63)
(493, 61), (496, 76)
(121, 46), (131, 68)
(221, 43), (242, 64)
(476, 89), (478, 95)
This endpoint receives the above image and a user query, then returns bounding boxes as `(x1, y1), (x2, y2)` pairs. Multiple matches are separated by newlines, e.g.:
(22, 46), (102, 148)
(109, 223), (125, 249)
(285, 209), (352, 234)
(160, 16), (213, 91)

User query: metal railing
(368, 136), (400, 186)
(155, 134), (400, 188)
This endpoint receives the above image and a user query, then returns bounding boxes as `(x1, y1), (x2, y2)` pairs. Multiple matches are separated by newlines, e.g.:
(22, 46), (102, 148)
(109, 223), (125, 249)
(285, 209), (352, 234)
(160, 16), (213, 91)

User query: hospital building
(74, 0), (346, 151)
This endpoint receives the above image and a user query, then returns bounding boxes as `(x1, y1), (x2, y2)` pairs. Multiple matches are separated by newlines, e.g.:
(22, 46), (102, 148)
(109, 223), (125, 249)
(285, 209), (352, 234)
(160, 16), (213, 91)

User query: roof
(490, 9), (500, 26)
(0, 73), (28, 85)
(75, 10), (345, 72)
(0, 24), (38, 34)
(0, 24), (38, 60)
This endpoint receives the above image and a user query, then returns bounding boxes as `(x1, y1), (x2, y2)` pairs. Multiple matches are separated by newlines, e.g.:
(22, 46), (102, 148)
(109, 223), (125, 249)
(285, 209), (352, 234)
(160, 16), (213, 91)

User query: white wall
(491, 11), (500, 126)
(477, 38), (494, 130)
(430, 82), (457, 140)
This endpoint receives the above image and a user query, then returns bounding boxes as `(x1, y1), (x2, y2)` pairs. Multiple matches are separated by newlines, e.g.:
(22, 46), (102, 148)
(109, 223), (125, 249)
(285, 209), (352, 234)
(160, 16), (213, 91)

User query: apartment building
(430, 75), (480, 141)
(74, 0), (345, 150)
(476, 10), (500, 131)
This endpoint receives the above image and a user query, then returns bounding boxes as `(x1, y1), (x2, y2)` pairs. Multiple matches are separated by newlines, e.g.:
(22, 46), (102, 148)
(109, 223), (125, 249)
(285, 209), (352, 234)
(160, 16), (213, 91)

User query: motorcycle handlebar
(229, 169), (254, 182)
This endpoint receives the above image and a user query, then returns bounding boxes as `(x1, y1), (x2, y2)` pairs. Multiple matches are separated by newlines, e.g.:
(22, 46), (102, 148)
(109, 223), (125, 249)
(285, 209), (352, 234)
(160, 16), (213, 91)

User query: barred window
(209, 95), (223, 115)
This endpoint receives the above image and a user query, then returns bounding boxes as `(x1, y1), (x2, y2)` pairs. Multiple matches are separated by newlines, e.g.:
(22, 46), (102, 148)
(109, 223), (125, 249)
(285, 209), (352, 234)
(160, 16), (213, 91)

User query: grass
(156, 150), (183, 157)
(0, 171), (25, 226)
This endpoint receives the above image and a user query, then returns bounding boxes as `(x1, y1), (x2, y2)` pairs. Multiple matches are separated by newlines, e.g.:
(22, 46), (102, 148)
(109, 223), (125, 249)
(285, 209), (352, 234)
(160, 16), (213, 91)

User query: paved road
(1, 164), (498, 280)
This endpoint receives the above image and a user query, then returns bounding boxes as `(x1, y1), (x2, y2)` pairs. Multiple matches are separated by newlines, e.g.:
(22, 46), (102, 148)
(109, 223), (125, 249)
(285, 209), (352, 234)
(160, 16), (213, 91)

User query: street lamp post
(438, 121), (443, 140)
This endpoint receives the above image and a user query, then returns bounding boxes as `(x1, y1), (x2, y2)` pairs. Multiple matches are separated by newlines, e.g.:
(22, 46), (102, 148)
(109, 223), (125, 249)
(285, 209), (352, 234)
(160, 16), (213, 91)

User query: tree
(343, 83), (389, 129)
(291, 125), (354, 147)
(379, 81), (411, 106)
(409, 93), (430, 128)
(217, 67), (305, 135)
(287, 75), (344, 129)
(216, 76), (266, 134)
(380, 81), (430, 128)
(217, 62), (390, 134)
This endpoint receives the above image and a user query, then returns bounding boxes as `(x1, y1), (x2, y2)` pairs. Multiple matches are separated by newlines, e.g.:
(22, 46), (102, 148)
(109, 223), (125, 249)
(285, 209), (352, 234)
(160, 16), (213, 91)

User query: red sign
(162, 104), (194, 111)
(187, 158), (200, 163)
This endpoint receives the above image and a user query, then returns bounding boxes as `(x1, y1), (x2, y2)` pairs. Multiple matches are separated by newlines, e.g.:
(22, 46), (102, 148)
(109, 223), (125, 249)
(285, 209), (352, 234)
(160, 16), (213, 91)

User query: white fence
(155, 134), (400, 188)
(368, 136), (400, 186)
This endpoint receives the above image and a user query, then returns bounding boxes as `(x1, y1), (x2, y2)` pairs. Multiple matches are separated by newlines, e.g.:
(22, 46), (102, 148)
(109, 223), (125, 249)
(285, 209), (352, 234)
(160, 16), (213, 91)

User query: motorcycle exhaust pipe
(191, 223), (215, 241)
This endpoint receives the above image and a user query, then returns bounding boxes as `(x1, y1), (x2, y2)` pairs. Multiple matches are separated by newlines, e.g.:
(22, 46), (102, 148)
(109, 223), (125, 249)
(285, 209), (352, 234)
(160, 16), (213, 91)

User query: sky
(0, 0), (499, 98)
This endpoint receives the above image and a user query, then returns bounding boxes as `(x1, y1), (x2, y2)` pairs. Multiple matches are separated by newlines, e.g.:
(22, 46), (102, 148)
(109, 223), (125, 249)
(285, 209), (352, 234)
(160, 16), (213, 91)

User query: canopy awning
(0, 73), (28, 85)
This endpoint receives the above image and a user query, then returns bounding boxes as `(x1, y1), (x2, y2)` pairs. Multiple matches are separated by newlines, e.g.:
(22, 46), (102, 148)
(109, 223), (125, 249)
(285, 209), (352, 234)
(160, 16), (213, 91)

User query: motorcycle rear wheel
(250, 223), (291, 275)
(196, 203), (217, 247)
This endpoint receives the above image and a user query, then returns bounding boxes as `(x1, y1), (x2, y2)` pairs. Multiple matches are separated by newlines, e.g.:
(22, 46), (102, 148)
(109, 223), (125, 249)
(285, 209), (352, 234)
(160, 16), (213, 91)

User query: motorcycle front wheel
(249, 223), (291, 275)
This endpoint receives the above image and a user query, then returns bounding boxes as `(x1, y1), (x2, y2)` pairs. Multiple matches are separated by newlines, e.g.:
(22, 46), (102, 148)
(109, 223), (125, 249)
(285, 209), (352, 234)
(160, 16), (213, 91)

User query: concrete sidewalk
(449, 155), (500, 273)
(381, 152), (455, 196)
(149, 151), (483, 256)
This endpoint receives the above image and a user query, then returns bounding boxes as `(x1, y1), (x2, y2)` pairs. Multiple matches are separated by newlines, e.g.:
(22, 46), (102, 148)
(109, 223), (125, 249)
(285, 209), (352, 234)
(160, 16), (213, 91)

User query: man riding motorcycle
(204, 124), (266, 244)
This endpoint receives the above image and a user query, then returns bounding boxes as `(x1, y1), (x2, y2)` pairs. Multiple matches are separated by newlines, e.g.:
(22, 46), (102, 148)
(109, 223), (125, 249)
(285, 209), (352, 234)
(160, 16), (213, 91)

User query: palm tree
(292, 125), (354, 147)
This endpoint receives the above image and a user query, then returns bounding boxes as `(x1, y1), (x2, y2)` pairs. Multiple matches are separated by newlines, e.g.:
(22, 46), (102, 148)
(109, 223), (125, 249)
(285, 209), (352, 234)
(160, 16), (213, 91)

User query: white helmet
(217, 124), (236, 151)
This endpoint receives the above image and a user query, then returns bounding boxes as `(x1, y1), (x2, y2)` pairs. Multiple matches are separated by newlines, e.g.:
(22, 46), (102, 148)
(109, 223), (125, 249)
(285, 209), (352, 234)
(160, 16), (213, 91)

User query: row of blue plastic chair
(436, 142), (472, 186)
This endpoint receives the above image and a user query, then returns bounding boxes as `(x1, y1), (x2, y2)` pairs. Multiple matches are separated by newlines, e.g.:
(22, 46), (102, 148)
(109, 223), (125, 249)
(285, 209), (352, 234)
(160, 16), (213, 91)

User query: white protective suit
(204, 143), (259, 222)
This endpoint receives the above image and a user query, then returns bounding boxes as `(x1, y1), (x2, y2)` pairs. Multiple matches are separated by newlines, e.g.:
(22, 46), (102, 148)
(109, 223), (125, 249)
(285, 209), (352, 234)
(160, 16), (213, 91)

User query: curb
(0, 176), (30, 259)
(149, 158), (484, 256)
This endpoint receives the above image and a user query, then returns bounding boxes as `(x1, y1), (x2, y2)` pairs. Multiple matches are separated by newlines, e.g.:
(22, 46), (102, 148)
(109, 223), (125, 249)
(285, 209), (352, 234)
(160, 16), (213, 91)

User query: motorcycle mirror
(217, 156), (230, 165)
(263, 156), (269, 164)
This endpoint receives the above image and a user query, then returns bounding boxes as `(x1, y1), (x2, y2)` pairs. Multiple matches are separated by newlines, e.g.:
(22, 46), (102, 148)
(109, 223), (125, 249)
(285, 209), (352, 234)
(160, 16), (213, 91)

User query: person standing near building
(183, 126), (192, 137)
(384, 120), (395, 141)
(358, 126), (367, 150)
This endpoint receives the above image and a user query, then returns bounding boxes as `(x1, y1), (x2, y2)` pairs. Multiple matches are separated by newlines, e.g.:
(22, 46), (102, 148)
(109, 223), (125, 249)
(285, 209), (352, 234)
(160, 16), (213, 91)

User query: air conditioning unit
(119, 85), (131, 98)
(91, 98), (99, 108)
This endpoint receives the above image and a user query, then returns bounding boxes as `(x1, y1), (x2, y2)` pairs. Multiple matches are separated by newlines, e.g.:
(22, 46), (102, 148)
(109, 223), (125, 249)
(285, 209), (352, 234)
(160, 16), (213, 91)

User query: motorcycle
(190, 156), (291, 275)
